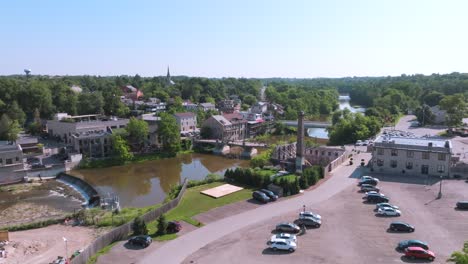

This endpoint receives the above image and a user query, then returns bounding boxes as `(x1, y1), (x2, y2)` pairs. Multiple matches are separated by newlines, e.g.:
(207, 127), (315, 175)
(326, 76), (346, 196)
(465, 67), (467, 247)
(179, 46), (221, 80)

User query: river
(69, 153), (249, 208)
(307, 94), (365, 139)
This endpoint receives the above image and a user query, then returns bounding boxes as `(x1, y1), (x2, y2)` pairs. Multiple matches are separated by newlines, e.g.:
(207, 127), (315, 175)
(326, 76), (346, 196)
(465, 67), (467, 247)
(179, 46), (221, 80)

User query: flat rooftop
(375, 135), (450, 148)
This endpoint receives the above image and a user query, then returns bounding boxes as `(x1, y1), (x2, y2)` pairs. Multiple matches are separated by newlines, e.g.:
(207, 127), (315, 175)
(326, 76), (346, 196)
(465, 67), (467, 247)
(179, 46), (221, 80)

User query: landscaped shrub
(156, 214), (167, 235)
(132, 216), (148, 235)
(224, 168), (273, 189)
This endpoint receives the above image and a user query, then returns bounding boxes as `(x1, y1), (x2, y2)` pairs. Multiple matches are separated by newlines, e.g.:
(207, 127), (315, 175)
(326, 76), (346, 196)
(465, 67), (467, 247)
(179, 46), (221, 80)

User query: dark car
(166, 221), (182, 233)
(397, 240), (429, 250)
(389, 222), (415, 232)
(366, 195), (389, 203)
(456, 201), (468, 210)
(260, 189), (278, 201)
(358, 178), (378, 186)
(275, 222), (301, 233)
(294, 217), (321, 228)
(128, 235), (152, 248)
(252, 191), (270, 203)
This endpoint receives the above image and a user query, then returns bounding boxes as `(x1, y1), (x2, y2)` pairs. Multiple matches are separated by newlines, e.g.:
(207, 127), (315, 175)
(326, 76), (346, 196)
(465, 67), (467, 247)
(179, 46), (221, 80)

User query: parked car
(166, 221), (182, 233)
(355, 140), (363, 146)
(128, 235), (152, 248)
(260, 189), (278, 201)
(366, 195), (389, 203)
(397, 240), (429, 250)
(269, 239), (297, 252)
(359, 175), (379, 181)
(456, 201), (468, 210)
(299, 211), (322, 220)
(295, 217), (321, 228)
(358, 178), (379, 186)
(361, 184), (380, 192)
(269, 233), (297, 243)
(365, 191), (385, 198)
(377, 207), (401, 216)
(252, 191), (270, 203)
(389, 222), (414, 232)
(404, 246), (435, 261)
(375, 203), (399, 211)
(275, 222), (301, 233)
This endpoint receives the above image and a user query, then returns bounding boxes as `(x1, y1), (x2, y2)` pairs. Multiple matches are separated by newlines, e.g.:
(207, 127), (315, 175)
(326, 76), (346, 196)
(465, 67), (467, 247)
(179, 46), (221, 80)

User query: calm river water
(70, 153), (249, 208)
(307, 94), (365, 139)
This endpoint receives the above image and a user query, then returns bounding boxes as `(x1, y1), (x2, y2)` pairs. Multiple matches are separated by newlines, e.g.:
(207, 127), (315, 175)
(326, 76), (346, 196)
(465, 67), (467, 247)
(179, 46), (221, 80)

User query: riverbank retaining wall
(71, 178), (189, 264)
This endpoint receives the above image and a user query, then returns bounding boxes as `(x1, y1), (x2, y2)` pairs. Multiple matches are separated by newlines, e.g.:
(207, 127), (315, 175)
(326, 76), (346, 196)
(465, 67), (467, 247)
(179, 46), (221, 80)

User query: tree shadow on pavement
(400, 256), (434, 263)
(262, 248), (294, 255)
(123, 242), (147, 250)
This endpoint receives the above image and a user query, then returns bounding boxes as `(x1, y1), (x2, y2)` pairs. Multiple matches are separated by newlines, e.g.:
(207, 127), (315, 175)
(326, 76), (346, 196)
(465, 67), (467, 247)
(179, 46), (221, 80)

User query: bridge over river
(279, 120), (331, 128)
(194, 139), (267, 148)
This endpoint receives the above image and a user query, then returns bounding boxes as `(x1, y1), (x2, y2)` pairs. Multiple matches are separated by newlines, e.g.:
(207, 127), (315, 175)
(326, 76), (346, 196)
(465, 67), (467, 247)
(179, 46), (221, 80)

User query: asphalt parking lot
(183, 176), (468, 264)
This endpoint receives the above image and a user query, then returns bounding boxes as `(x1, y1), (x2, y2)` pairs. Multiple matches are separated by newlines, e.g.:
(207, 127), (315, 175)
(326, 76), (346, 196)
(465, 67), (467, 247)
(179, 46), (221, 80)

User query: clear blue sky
(1, 0), (467, 78)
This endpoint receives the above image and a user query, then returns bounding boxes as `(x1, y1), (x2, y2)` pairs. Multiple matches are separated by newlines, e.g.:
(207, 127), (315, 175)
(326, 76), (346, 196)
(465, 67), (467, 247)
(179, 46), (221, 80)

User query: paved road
(139, 152), (370, 264)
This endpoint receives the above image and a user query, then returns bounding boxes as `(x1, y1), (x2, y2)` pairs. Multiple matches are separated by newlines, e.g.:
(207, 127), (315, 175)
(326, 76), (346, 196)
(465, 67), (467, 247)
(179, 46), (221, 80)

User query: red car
(404, 246), (435, 261)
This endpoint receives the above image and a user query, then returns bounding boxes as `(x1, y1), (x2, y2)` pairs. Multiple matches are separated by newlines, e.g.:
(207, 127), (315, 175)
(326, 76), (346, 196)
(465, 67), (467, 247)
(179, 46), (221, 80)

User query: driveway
(139, 152), (370, 264)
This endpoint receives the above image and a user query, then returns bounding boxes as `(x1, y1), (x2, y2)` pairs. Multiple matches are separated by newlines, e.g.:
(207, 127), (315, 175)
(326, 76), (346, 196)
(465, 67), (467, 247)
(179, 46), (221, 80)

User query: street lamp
(63, 237), (68, 263)
(437, 175), (443, 199)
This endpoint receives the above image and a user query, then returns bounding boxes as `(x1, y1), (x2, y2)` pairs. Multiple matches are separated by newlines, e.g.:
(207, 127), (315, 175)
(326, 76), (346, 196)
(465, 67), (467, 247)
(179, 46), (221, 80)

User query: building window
(15, 157), (19, 162)
(437, 165), (445, 173)
(421, 165), (429, 174)
(328, 152), (331, 156)
(438, 153), (446, 161)
(391, 149), (398, 156)
(422, 152), (430, 159)
(406, 162), (413, 169)
(377, 148), (384, 155)
(377, 159), (384, 167)
(407, 151), (414, 158)
(390, 160), (397, 168)
(6, 158), (12, 165)
(0, 158), (2, 164)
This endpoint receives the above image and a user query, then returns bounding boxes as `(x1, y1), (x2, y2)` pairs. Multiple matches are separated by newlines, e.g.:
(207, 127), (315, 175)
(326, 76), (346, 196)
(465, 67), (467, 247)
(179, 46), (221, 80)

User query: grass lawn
(148, 182), (254, 234)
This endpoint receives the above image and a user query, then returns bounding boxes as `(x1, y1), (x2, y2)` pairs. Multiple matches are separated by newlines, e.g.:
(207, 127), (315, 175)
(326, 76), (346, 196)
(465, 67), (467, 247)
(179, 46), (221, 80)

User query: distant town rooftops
(211, 115), (232, 126)
(174, 112), (196, 118)
(141, 114), (161, 122)
(200, 102), (215, 107)
(0, 141), (22, 152)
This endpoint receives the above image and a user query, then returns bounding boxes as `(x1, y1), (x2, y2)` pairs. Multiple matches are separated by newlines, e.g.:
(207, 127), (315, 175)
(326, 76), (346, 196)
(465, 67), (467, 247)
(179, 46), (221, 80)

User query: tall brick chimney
(296, 111), (305, 173)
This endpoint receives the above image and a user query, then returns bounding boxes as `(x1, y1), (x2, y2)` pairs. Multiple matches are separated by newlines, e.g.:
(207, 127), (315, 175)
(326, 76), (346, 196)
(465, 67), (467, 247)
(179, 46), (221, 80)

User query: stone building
(202, 115), (246, 141)
(370, 135), (452, 177)
(0, 141), (25, 184)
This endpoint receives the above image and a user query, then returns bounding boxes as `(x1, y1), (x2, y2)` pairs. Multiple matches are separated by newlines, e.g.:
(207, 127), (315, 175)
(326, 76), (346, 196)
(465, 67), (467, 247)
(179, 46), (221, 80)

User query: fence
(322, 150), (349, 179)
(71, 178), (188, 264)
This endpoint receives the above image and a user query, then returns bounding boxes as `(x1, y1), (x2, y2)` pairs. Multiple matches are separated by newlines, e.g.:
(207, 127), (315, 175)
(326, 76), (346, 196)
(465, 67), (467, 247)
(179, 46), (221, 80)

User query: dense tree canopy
(158, 113), (181, 153)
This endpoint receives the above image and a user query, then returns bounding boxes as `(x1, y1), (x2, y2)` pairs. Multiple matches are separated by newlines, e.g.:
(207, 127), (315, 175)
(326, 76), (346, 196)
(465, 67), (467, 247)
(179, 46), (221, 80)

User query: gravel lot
(183, 176), (468, 264)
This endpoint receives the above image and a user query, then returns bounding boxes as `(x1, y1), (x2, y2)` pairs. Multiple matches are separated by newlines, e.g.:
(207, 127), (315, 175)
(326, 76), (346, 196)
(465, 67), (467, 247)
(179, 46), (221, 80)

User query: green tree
(112, 135), (133, 162)
(440, 94), (467, 126)
(449, 241), (468, 264)
(77, 92), (105, 115)
(156, 214), (168, 235)
(7, 101), (26, 126)
(132, 216), (148, 235)
(126, 117), (149, 151)
(158, 113), (181, 153)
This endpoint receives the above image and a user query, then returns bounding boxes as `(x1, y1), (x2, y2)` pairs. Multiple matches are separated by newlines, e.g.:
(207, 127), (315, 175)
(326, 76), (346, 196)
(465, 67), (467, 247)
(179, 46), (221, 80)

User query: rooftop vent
(428, 142), (433, 147)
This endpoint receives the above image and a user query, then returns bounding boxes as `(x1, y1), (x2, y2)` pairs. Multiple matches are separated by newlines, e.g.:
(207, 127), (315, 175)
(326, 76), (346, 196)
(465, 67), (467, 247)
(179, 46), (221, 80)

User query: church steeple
(166, 66), (175, 86)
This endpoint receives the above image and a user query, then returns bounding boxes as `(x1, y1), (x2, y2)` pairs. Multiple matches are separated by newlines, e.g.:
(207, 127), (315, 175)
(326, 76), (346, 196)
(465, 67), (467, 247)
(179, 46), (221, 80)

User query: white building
(429, 105), (447, 124)
(173, 112), (197, 134)
(251, 101), (268, 114)
(370, 135), (452, 177)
